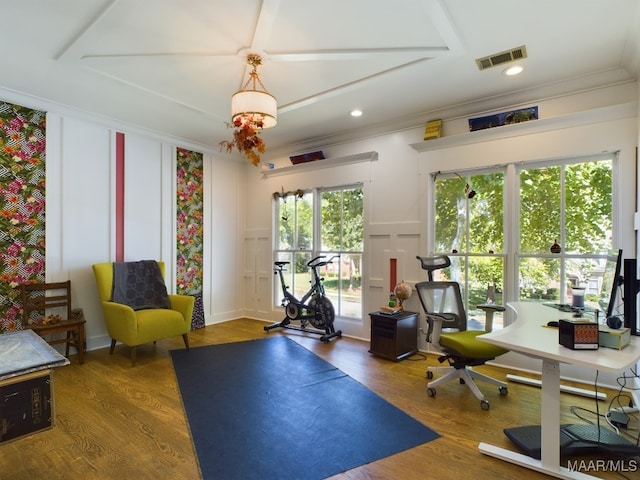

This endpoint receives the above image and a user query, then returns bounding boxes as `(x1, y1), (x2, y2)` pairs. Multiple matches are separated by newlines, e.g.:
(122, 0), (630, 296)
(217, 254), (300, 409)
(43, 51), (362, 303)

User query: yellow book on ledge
(423, 119), (442, 140)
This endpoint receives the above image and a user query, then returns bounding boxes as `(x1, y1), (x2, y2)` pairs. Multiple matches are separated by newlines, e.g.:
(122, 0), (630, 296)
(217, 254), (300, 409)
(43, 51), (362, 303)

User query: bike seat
(274, 261), (290, 267)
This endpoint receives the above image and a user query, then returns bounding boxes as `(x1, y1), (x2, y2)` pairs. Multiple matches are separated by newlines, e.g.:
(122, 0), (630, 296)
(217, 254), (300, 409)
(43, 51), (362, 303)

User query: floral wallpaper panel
(176, 147), (204, 328)
(0, 101), (46, 332)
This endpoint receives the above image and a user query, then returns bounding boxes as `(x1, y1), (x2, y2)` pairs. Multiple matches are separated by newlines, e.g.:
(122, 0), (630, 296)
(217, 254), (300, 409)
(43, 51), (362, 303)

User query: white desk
(477, 302), (640, 479)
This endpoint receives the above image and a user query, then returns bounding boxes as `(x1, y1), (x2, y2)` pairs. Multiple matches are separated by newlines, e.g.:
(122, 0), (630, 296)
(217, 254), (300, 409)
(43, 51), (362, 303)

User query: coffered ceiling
(1, 0), (639, 158)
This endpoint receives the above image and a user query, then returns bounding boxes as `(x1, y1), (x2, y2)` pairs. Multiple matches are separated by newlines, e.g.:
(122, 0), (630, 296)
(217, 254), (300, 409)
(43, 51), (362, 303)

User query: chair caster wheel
(459, 378), (466, 385)
(499, 386), (508, 396)
(481, 400), (490, 410)
(427, 387), (436, 398)
(426, 371), (433, 379)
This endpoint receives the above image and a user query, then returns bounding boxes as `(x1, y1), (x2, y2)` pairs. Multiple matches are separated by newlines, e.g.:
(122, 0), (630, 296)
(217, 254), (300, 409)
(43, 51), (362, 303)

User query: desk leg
(479, 358), (602, 479)
(541, 359), (561, 469)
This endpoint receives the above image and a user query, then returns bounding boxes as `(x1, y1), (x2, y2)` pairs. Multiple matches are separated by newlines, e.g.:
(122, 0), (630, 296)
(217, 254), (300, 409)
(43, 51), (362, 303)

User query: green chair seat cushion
(439, 330), (507, 359)
(136, 308), (188, 341)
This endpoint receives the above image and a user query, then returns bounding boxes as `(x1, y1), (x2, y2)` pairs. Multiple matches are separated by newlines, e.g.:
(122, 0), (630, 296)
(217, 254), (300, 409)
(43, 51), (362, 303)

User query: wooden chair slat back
(20, 280), (72, 325)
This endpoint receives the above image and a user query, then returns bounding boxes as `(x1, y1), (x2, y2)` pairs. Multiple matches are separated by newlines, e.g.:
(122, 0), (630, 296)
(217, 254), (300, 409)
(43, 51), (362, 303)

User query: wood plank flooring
(1, 319), (638, 479)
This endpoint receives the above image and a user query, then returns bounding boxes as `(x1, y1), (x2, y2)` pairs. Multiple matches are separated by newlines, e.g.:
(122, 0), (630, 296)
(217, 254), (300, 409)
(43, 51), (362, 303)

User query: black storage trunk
(0, 370), (53, 443)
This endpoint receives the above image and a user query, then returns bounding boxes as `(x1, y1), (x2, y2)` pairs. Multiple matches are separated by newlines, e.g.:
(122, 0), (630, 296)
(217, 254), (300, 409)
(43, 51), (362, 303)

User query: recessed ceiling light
(503, 65), (523, 76)
(350, 109), (363, 117)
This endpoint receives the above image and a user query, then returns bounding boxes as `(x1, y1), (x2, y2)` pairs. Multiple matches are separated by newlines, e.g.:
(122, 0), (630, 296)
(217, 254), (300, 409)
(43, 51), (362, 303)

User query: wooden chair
(20, 280), (86, 364)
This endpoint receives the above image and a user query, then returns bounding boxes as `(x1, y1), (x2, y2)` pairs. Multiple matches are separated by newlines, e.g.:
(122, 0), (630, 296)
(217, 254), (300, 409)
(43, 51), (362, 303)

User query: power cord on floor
(569, 368), (640, 447)
(404, 352), (427, 361)
(567, 371), (639, 480)
(611, 367), (640, 446)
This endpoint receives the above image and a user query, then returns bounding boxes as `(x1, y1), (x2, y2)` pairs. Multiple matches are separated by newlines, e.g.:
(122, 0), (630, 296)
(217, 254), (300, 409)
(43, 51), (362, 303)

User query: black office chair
(416, 255), (451, 281)
(415, 256), (509, 409)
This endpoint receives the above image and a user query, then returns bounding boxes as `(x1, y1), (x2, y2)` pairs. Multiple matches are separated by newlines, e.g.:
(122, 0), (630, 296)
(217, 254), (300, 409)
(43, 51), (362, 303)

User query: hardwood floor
(2, 319), (638, 479)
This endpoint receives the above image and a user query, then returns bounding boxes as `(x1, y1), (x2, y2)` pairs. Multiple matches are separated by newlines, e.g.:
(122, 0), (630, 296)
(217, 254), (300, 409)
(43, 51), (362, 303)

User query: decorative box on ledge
(289, 151), (325, 165)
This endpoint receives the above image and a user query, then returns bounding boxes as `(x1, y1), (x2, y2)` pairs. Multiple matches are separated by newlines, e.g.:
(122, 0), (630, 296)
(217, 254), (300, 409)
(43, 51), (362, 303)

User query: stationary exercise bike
(264, 255), (342, 342)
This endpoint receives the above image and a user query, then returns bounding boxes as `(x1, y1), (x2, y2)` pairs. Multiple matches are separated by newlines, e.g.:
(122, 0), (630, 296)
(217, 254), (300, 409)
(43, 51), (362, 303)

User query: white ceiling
(1, 0), (639, 158)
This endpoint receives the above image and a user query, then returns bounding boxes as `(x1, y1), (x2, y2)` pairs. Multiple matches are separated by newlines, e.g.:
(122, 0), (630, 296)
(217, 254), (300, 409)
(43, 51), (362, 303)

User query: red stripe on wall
(390, 258), (397, 293)
(115, 132), (125, 262)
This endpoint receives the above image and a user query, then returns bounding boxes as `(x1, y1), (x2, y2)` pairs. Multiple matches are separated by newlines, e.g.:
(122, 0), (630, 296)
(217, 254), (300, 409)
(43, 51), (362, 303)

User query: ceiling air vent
(475, 45), (527, 71)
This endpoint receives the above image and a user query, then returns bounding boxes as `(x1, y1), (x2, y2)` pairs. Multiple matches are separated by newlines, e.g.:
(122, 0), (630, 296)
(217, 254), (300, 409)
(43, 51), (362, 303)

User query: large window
(434, 171), (505, 328)
(432, 154), (615, 328)
(274, 185), (363, 318)
(518, 158), (613, 311)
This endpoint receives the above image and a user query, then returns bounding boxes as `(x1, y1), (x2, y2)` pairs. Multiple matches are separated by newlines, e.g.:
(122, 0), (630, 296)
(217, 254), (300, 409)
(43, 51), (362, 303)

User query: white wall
(0, 87), (245, 351)
(207, 151), (245, 324)
(242, 83), (639, 387)
(415, 111), (637, 386)
(45, 114), (114, 347)
(122, 133), (166, 262)
(243, 89), (638, 328)
(1, 79), (638, 386)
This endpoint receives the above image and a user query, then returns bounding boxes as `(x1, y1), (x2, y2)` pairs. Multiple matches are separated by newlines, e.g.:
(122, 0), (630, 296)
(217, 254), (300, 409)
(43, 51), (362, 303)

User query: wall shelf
(409, 102), (637, 153)
(261, 151), (378, 177)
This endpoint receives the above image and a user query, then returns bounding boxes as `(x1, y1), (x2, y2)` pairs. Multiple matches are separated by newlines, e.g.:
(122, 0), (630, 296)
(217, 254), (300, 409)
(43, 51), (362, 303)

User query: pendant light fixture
(231, 53), (277, 128)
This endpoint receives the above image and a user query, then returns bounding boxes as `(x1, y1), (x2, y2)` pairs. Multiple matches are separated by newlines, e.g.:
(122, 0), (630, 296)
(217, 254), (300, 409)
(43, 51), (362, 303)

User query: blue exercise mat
(171, 336), (439, 480)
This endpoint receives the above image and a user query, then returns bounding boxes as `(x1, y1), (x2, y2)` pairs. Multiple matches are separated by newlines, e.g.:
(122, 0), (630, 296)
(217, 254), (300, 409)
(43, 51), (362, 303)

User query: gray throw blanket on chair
(111, 260), (170, 310)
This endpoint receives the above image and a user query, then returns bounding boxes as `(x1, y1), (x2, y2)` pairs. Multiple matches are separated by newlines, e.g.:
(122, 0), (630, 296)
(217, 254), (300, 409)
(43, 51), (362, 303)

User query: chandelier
(231, 53), (277, 128)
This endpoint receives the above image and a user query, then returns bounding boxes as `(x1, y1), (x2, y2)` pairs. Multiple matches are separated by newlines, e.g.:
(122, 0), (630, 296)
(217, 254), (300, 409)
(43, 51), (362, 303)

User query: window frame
(429, 152), (619, 326)
(273, 183), (364, 320)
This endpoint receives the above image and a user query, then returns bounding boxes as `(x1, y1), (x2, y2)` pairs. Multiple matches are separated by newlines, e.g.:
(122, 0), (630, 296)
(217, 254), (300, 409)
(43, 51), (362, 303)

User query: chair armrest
(424, 313), (447, 344)
(169, 294), (196, 326)
(477, 304), (506, 333)
(101, 301), (138, 336)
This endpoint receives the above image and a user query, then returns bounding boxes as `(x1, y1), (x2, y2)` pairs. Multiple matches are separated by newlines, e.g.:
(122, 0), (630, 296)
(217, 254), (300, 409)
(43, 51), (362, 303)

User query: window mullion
(505, 164), (519, 314)
(559, 165), (566, 252)
(313, 188), (321, 258)
(559, 166), (566, 303)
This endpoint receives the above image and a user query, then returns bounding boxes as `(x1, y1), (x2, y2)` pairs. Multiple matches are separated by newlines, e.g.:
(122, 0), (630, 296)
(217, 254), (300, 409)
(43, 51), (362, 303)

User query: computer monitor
(623, 258), (639, 335)
(598, 249), (623, 318)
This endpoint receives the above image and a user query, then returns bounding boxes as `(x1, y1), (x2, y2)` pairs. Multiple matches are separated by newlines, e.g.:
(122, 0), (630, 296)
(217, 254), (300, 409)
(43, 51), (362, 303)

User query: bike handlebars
(307, 254), (340, 268)
(275, 255), (340, 271)
(307, 255), (325, 266)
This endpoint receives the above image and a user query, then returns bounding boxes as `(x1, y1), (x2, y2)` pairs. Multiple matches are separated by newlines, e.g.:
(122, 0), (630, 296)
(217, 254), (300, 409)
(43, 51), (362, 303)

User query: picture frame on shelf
(468, 106), (538, 132)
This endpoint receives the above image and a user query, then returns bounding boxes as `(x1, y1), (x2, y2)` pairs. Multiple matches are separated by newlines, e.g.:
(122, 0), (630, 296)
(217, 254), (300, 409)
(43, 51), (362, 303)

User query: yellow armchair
(92, 261), (195, 365)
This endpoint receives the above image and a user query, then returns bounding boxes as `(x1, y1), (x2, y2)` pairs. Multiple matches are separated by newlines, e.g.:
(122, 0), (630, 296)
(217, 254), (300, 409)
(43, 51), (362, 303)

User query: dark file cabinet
(369, 310), (419, 361)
